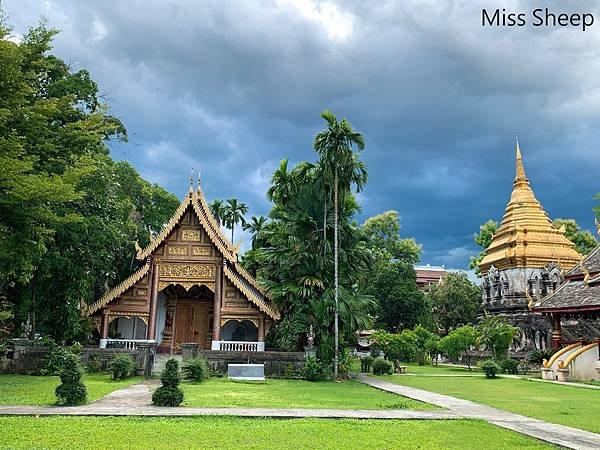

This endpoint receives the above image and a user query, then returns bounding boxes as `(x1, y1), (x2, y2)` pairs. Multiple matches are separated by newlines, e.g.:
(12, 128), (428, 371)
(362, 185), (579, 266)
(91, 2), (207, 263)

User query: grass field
(0, 416), (552, 449)
(379, 373), (600, 433)
(181, 377), (435, 409)
(0, 374), (142, 405)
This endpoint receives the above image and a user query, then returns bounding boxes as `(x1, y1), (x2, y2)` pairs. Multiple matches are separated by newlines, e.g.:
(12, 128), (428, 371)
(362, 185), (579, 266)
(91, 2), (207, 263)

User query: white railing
(99, 339), (155, 350)
(211, 340), (265, 352)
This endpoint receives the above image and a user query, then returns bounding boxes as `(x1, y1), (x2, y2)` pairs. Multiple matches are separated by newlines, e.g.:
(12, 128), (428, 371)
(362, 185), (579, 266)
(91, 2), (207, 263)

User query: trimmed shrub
(85, 353), (103, 373)
(152, 359), (184, 406)
(182, 356), (210, 383)
(40, 346), (71, 376)
(481, 359), (499, 379)
(55, 352), (87, 406)
(301, 356), (325, 381)
(372, 357), (393, 375)
(360, 355), (374, 373)
(109, 353), (136, 380)
(499, 357), (519, 375)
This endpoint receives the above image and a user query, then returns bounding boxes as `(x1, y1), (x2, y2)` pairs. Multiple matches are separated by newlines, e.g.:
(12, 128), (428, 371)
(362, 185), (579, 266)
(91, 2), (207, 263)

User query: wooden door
(174, 300), (210, 349)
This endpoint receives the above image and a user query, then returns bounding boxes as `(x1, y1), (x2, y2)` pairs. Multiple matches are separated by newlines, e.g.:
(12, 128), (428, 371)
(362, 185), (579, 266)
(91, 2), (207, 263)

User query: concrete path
(358, 374), (600, 450)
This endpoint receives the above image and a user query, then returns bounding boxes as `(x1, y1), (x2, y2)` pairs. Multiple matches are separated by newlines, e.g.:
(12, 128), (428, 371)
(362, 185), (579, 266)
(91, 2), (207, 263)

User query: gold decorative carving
(192, 246), (211, 256)
(160, 263), (215, 279)
(122, 300), (147, 306)
(136, 288), (148, 296)
(182, 230), (201, 241)
(168, 246), (188, 255)
(158, 281), (215, 292)
(225, 289), (237, 299)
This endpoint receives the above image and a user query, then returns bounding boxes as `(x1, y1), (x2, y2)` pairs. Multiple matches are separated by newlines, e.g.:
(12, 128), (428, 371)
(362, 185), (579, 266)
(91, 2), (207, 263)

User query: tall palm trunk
(334, 167), (339, 379)
(231, 224), (234, 243)
(323, 194), (327, 256)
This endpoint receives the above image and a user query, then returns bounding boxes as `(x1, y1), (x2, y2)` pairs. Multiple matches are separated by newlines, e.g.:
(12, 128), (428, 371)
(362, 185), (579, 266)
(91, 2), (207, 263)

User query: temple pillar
(99, 308), (109, 348)
(147, 259), (160, 341)
(212, 259), (224, 341)
(551, 313), (562, 348)
(258, 318), (265, 342)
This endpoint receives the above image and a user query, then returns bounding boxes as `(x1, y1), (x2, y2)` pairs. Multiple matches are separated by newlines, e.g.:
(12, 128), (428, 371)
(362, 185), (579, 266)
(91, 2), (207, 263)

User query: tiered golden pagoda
(479, 142), (582, 275)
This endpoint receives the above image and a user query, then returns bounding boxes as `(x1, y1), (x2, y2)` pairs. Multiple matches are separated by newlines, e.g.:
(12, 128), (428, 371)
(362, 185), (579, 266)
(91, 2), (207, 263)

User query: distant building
(479, 142), (582, 351)
(415, 264), (446, 289)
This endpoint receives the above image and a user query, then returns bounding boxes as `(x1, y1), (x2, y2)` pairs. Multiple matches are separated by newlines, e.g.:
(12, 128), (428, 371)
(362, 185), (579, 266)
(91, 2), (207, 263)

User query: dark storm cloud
(5, 0), (600, 268)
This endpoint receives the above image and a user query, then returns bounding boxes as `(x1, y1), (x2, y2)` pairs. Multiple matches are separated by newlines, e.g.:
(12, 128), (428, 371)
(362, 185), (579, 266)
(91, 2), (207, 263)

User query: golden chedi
(479, 142), (582, 351)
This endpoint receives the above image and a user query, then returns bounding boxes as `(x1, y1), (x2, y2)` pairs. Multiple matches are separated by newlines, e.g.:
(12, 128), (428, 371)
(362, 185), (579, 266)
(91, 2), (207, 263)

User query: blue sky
(5, 0), (599, 269)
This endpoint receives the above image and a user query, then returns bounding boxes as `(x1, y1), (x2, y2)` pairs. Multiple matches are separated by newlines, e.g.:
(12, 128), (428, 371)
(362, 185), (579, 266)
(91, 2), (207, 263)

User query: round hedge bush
(372, 357), (393, 375)
(481, 359), (500, 378)
(182, 356), (210, 383)
(109, 353), (136, 380)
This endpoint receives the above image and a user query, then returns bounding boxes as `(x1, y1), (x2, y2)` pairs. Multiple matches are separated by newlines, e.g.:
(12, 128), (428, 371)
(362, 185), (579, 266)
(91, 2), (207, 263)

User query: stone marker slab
(228, 363), (265, 381)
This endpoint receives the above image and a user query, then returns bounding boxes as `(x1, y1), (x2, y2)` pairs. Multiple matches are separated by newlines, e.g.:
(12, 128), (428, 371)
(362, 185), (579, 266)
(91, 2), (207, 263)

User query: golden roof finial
(595, 218), (600, 236)
(514, 139), (529, 188)
(582, 265), (591, 285)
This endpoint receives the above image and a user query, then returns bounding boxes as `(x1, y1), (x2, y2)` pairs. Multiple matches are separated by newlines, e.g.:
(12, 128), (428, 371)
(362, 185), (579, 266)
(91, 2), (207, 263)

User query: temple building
(533, 236), (600, 381)
(415, 264), (446, 290)
(479, 143), (582, 351)
(84, 182), (280, 352)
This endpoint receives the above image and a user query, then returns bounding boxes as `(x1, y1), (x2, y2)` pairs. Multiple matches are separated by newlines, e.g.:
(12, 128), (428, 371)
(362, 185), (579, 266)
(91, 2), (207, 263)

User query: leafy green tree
(313, 110), (368, 378)
(223, 198), (248, 243)
(438, 325), (479, 370)
(469, 220), (498, 274)
(413, 325), (437, 366)
(370, 329), (417, 370)
(476, 314), (521, 359)
(553, 218), (597, 255)
(361, 210), (428, 332)
(0, 16), (178, 340)
(428, 272), (481, 335)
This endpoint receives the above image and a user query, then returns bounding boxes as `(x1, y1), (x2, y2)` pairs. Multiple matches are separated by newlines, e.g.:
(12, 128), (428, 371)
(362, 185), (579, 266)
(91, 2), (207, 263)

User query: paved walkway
(358, 374), (600, 450)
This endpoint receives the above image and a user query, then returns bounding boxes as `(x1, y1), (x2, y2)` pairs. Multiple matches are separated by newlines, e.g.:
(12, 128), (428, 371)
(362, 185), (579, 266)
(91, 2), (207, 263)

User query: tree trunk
(334, 168), (339, 379)
(231, 224), (234, 243)
(323, 194), (327, 256)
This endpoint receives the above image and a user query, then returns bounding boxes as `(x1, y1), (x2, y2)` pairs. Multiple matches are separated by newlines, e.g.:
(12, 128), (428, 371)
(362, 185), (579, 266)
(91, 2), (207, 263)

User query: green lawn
(379, 373), (600, 433)
(0, 416), (551, 449)
(181, 377), (435, 409)
(0, 374), (142, 405)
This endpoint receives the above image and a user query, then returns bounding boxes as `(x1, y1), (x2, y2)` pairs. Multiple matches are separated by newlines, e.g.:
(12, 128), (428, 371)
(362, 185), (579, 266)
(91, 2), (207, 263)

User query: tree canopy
(0, 16), (178, 341)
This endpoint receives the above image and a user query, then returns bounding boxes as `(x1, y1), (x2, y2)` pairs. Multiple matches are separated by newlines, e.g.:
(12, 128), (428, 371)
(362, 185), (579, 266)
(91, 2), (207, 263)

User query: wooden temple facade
(84, 184), (280, 352)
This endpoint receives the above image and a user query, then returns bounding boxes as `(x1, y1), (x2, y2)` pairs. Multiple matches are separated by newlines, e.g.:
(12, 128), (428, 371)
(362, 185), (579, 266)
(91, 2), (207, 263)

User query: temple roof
(86, 183), (279, 320)
(479, 143), (582, 274)
(85, 263), (151, 316)
(566, 244), (600, 278)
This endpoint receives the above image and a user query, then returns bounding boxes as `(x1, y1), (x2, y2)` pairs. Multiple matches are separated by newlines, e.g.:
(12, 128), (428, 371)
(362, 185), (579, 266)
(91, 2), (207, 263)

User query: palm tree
(267, 159), (295, 206)
(243, 215), (268, 249)
(223, 198), (248, 243)
(314, 110), (367, 378)
(209, 199), (226, 226)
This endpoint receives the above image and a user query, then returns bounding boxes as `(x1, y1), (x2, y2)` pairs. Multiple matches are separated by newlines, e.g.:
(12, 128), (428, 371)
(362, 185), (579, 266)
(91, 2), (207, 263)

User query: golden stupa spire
(514, 139), (528, 188)
(479, 141), (582, 274)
